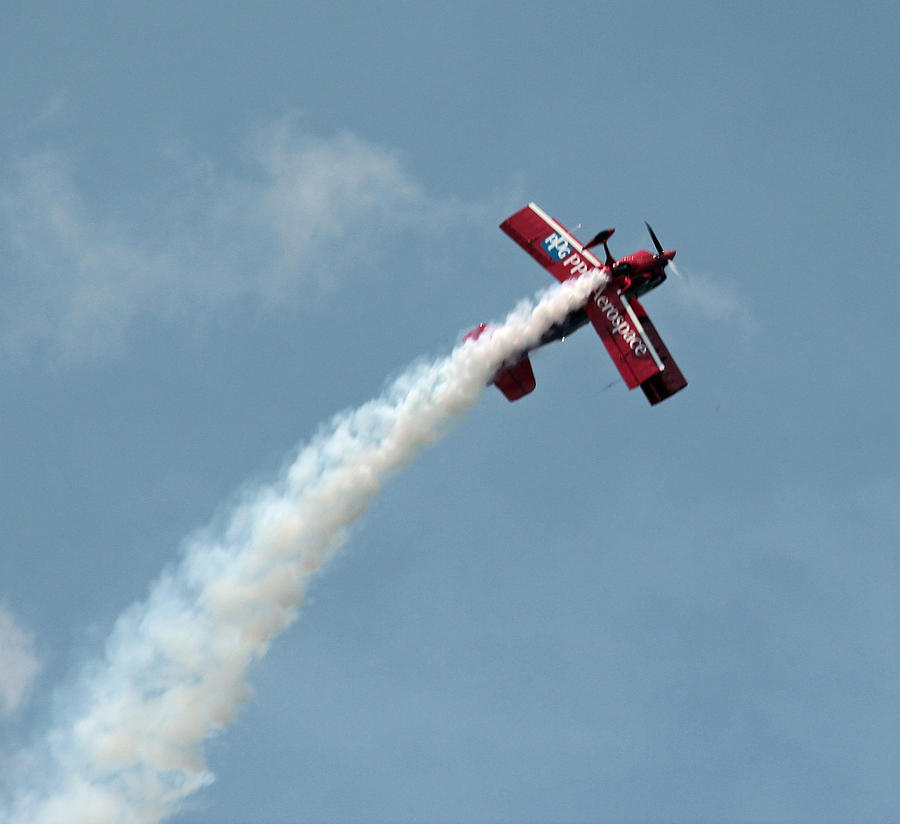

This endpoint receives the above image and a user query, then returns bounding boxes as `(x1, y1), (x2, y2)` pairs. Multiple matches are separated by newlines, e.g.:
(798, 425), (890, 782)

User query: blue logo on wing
(541, 232), (572, 262)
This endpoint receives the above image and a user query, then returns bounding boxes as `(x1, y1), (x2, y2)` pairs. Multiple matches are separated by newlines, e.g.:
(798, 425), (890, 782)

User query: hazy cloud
(0, 604), (40, 716)
(0, 151), (172, 360)
(32, 91), (70, 128)
(669, 269), (756, 334)
(0, 125), (490, 363)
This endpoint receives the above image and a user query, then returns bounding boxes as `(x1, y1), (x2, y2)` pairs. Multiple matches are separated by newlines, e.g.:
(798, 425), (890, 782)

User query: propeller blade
(645, 221), (664, 256)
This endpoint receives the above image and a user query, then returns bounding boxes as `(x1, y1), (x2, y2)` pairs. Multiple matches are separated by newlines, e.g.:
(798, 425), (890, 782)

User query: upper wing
(500, 203), (605, 283)
(586, 287), (687, 404)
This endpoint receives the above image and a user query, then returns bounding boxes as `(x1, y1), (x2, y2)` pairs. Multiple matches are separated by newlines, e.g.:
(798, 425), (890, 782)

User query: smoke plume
(3, 269), (605, 824)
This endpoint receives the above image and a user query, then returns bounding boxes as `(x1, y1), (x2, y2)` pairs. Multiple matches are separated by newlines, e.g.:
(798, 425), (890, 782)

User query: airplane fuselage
(611, 249), (672, 299)
(538, 248), (671, 348)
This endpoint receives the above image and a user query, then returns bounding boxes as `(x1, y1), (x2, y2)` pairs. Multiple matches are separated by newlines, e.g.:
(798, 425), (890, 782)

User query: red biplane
(467, 202), (687, 405)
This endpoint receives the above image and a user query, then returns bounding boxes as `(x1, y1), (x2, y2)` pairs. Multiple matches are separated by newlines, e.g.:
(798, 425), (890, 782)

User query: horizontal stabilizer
(493, 353), (536, 401)
(465, 323), (537, 402)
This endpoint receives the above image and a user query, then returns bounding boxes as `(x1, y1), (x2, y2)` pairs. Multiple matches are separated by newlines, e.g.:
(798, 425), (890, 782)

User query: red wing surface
(493, 353), (537, 401)
(500, 203), (605, 283)
(586, 287), (661, 388)
(628, 297), (688, 404)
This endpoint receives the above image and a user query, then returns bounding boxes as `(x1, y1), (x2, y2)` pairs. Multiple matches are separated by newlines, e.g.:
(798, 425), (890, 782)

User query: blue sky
(1, 2), (898, 822)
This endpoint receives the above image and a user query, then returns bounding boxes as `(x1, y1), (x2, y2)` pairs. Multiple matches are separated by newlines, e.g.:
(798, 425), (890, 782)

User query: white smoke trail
(3, 268), (606, 824)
